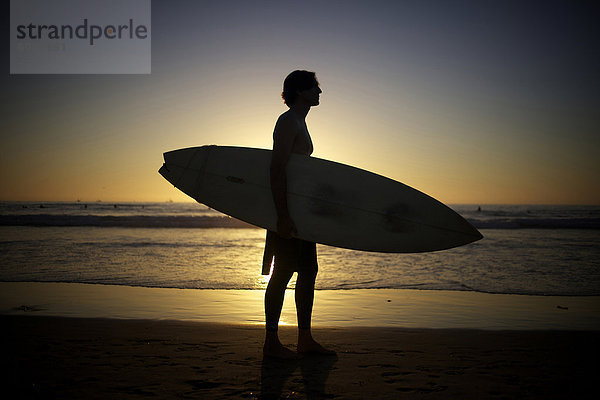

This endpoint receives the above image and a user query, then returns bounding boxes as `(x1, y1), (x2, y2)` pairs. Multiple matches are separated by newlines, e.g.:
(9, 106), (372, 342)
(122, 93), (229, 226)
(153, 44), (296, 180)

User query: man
(263, 70), (335, 359)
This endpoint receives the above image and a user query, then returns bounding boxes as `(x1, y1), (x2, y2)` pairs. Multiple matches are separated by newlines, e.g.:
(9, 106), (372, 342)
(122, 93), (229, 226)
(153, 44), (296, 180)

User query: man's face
(298, 84), (322, 106)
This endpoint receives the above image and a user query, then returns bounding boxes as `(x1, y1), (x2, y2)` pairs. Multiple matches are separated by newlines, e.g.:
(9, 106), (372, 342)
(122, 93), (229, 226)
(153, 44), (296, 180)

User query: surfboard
(158, 145), (482, 253)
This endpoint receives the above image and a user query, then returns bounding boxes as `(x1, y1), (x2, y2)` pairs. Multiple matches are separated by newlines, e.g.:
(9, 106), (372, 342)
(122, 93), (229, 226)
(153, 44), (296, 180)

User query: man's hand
(277, 215), (298, 239)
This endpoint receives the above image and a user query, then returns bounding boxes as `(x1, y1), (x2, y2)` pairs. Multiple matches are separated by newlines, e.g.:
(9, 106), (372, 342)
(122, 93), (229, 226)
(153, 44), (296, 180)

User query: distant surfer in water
(262, 70), (335, 359)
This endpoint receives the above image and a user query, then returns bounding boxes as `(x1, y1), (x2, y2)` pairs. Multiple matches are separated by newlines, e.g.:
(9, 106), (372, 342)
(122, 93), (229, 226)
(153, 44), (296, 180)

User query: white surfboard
(159, 145), (482, 253)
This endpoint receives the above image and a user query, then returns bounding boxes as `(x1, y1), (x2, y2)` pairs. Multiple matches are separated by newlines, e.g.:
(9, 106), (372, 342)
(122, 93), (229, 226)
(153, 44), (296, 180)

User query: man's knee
(298, 266), (318, 283)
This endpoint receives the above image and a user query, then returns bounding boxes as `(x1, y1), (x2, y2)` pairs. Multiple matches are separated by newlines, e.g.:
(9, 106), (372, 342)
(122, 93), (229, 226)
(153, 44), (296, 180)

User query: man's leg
(295, 243), (335, 355)
(264, 266), (295, 358)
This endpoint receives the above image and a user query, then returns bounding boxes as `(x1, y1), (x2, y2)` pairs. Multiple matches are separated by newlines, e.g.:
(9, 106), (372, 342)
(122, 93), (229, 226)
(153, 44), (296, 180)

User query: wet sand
(2, 282), (599, 330)
(4, 315), (597, 399)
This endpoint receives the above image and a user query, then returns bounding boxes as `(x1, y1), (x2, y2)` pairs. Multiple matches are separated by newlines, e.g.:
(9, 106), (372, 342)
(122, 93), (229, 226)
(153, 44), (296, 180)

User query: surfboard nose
(449, 208), (483, 244)
(465, 221), (484, 242)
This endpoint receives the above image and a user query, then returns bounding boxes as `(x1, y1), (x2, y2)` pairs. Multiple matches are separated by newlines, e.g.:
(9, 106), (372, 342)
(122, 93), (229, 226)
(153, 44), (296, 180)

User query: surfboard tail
(159, 146), (213, 202)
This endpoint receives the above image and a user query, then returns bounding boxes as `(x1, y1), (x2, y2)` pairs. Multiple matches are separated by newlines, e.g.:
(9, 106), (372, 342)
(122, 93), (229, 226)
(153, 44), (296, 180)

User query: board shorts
(262, 230), (318, 275)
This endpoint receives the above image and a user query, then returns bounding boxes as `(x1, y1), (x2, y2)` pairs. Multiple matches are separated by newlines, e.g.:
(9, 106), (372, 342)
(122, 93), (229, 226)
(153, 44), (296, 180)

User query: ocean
(1, 202), (599, 296)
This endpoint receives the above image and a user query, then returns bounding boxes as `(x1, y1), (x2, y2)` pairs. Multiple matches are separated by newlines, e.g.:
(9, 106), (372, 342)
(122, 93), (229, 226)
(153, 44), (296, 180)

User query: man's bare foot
(263, 334), (296, 359)
(297, 330), (336, 356)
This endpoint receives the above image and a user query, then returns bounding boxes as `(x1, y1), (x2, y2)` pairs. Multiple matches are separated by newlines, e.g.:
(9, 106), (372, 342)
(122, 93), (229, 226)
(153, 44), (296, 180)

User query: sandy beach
(4, 315), (597, 399)
(3, 282), (599, 330)
(2, 282), (599, 398)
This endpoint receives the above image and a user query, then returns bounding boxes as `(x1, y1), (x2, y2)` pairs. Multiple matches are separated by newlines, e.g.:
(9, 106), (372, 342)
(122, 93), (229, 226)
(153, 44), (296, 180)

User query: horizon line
(1, 200), (599, 207)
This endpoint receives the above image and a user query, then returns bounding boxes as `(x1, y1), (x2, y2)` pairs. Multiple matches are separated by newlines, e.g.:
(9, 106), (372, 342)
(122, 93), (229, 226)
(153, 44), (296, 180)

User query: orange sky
(2, 1), (599, 204)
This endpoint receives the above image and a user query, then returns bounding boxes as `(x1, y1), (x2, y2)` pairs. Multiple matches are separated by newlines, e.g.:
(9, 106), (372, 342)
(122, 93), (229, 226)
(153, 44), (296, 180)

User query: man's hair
(281, 70), (318, 106)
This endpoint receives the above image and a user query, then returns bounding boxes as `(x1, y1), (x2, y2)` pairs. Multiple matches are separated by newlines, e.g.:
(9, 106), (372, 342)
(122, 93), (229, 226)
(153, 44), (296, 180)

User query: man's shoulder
(275, 111), (301, 132)
(276, 110), (296, 123)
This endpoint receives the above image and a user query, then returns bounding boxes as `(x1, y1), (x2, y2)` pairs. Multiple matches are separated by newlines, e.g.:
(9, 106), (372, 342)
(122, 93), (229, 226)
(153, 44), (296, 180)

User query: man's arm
(270, 116), (298, 238)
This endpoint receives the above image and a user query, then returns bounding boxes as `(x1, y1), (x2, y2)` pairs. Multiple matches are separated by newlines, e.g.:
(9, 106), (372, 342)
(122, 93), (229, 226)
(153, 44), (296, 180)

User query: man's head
(282, 70), (320, 107)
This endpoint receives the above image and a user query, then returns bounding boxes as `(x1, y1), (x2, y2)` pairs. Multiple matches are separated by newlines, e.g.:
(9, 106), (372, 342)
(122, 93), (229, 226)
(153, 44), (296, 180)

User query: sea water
(1, 202), (599, 296)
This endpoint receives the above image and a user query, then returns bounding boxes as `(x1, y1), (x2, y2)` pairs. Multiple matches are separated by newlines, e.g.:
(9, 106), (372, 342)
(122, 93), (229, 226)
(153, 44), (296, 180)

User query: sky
(1, 0), (599, 204)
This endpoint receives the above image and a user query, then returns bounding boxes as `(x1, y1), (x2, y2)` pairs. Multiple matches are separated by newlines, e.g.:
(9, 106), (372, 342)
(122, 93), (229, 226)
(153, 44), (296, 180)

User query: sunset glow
(2, 1), (598, 204)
